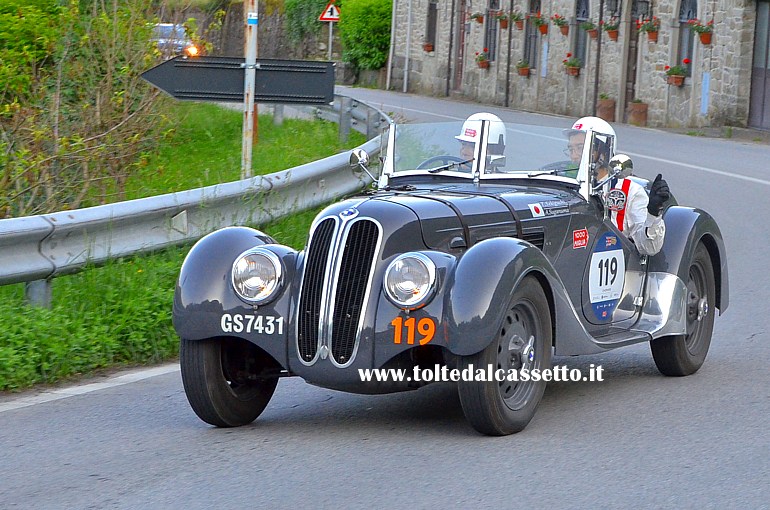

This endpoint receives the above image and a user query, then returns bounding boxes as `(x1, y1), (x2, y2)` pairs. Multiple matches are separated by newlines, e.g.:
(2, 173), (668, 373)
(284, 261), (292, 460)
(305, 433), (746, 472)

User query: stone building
(388, 0), (770, 129)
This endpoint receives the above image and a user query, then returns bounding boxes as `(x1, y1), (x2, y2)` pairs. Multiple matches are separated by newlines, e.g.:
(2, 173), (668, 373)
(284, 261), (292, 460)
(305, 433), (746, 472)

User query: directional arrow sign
(141, 56), (335, 104)
(319, 2), (340, 22)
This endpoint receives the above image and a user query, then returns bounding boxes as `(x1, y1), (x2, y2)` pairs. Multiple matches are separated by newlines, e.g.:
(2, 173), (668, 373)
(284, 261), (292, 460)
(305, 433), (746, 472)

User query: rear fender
(650, 206), (729, 313)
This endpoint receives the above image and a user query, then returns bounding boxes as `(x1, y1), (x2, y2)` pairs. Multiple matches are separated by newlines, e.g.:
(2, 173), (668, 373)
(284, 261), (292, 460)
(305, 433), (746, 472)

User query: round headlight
(384, 253), (437, 310)
(231, 248), (283, 304)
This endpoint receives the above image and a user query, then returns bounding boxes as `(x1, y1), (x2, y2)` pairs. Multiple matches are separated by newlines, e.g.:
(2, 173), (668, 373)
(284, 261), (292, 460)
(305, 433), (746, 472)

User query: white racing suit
(604, 177), (665, 256)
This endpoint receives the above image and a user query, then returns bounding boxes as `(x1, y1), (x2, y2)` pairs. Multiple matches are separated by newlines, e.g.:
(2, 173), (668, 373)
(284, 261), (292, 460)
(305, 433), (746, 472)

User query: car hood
(319, 184), (577, 252)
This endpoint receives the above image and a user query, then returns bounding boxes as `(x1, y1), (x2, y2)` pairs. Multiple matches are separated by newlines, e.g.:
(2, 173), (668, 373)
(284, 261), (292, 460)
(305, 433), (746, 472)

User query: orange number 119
(390, 317), (436, 345)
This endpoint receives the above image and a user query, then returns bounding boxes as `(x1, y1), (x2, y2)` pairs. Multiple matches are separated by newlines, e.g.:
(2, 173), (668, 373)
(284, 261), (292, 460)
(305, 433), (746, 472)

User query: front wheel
(180, 337), (279, 427)
(650, 243), (716, 376)
(458, 276), (552, 435)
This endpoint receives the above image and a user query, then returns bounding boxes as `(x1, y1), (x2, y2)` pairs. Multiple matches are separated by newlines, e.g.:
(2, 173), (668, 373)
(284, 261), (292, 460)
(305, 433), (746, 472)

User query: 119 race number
(390, 317), (436, 345)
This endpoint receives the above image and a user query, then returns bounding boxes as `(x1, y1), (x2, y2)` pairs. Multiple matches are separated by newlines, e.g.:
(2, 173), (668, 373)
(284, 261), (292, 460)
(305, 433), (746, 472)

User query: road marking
(625, 151), (770, 187)
(375, 102), (770, 187)
(0, 363), (180, 413)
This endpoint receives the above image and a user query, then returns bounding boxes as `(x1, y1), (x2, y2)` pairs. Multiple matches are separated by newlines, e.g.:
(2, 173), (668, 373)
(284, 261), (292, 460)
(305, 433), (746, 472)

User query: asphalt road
(2, 88), (769, 509)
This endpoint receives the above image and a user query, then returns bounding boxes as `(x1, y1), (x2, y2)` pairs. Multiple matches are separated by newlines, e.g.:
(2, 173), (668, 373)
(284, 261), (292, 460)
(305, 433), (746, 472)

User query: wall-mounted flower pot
(423, 43), (434, 52)
(667, 75), (685, 87)
(515, 19), (524, 30)
(474, 16), (484, 24)
(627, 102), (648, 126)
(699, 32), (712, 45)
(565, 66), (580, 76)
(647, 31), (658, 42)
(517, 67), (530, 76)
(499, 19), (509, 29)
(597, 98), (616, 122)
(560, 25), (569, 36)
(606, 29), (619, 41)
(587, 28), (599, 39)
(478, 60), (490, 69)
(538, 24), (548, 35)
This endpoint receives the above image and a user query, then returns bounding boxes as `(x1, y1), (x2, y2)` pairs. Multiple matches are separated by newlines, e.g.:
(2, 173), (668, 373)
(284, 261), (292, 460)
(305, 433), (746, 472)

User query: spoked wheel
(458, 276), (552, 435)
(650, 243), (716, 376)
(180, 337), (279, 427)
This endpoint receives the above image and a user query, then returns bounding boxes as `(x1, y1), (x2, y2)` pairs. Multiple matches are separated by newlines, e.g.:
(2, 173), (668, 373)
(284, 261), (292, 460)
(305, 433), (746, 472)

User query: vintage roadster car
(173, 116), (728, 435)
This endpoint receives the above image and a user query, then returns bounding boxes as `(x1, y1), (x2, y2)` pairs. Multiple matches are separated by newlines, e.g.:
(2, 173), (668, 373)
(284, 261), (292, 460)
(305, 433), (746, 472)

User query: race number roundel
(588, 232), (625, 322)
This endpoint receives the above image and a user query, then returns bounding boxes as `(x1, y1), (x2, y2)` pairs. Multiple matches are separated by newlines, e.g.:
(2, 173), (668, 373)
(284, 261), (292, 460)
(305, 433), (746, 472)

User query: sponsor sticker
(606, 189), (627, 212)
(573, 228), (588, 249)
(464, 128), (477, 138)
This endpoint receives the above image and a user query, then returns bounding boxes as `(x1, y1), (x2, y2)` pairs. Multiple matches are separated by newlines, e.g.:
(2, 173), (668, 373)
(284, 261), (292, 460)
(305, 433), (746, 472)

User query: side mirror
(608, 154), (633, 178)
(349, 148), (377, 184)
(349, 148), (370, 168)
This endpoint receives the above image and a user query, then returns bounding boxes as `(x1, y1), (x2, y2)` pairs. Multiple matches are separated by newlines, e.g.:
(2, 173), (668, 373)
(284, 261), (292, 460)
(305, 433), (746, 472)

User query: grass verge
(0, 102), (364, 392)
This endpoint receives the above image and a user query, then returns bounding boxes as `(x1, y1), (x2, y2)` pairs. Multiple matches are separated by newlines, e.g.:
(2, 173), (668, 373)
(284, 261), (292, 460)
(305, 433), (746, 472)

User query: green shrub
(338, 0), (391, 70)
(284, 0), (328, 44)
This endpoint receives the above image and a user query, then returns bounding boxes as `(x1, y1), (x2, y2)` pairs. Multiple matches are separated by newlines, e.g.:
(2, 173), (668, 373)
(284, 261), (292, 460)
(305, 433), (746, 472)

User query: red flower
(665, 65), (670, 70)
(567, 52), (572, 57)
(683, 58), (691, 64)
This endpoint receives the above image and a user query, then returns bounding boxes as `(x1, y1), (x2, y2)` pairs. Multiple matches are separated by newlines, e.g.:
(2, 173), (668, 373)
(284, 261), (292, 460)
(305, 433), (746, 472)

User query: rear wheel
(180, 337), (279, 427)
(650, 243), (716, 376)
(458, 276), (552, 435)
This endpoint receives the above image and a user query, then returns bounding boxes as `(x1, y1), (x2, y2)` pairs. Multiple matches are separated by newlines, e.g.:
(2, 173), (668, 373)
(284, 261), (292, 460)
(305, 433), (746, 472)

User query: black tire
(650, 243), (716, 376)
(180, 337), (278, 427)
(458, 276), (552, 435)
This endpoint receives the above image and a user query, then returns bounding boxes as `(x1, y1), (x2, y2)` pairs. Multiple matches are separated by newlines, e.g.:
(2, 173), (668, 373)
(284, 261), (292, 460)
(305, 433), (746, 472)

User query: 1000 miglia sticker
(589, 232), (625, 321)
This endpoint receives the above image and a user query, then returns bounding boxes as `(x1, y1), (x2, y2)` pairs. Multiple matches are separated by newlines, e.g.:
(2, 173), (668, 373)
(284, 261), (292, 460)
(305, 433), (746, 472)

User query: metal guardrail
(0, 95), (391, 305)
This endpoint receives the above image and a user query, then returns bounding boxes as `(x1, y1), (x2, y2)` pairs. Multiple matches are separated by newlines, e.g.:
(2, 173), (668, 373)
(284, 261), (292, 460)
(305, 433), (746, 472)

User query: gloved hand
(647, 173), (670, 216)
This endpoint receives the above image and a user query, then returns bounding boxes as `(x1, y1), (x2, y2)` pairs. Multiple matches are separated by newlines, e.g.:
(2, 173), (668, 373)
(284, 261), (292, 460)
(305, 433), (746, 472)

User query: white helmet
(456, 112), (506, 154)
(567, 116), (617, 144)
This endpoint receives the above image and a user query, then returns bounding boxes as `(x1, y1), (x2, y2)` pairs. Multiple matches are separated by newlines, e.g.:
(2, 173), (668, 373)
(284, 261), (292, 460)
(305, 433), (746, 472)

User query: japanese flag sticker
(528, 203), (545, 217)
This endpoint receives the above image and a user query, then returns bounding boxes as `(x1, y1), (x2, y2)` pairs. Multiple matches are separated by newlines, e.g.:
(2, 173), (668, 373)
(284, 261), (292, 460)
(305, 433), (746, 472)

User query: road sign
(319, 2), (340, 22)
(141, 56), (335, 104)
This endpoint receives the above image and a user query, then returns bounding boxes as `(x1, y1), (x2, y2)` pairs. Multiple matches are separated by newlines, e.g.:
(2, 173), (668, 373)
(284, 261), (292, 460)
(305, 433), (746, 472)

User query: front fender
(445, 237), (553, 356)
(172, 226), (297, 368)
(650, 206), (729, 313)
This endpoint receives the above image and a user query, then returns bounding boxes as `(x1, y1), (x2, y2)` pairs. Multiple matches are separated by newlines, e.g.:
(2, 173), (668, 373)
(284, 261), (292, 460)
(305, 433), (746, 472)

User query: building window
(677, 0), (697, 76)
(426, 2), (438, 47)
(524, 0), (542, 68)
(485, 1), (500, 61)
(575, 0), (589, 68)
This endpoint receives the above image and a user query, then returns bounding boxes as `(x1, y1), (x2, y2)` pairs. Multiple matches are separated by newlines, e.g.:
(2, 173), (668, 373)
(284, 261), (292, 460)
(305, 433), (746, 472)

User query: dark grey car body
(173, 119), (728, 431)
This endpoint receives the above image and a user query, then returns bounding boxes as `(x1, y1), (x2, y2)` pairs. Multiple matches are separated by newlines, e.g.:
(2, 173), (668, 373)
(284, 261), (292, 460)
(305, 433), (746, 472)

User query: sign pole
(242, 0), (258, 179)
(328, 22), (333, 61)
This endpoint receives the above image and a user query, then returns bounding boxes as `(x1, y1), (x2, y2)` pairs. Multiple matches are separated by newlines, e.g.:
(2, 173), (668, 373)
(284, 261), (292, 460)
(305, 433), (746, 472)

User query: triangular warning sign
(319, 2), (340, 22)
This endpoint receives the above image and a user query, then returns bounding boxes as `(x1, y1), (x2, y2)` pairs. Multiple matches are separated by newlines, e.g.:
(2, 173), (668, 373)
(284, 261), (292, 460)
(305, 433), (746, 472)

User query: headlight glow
(231, 248), (283, 304)
(384, 253), (437, 310)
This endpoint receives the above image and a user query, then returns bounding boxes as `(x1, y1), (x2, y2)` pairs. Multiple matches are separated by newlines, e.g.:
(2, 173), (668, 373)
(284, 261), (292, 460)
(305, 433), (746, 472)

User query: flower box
(565, 66), (580, 76)
(667, 75), (685, 86)
(699, 32), (712, 44)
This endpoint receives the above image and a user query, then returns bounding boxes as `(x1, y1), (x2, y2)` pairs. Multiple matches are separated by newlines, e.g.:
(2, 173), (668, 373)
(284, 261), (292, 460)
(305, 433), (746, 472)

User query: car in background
(152, 23), (199, 58)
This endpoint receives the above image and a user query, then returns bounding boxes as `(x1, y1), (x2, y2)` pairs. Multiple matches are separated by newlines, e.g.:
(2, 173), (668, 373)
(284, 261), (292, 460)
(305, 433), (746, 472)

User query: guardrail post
(25, 279), (52, 308)
(339, 96), (351, 143)
(273, 104), (284, 126)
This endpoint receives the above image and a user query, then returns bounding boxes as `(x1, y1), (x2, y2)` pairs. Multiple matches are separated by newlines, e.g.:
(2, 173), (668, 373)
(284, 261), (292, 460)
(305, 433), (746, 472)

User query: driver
(455, 112), (506, 171)
(566, 116), (669, 256)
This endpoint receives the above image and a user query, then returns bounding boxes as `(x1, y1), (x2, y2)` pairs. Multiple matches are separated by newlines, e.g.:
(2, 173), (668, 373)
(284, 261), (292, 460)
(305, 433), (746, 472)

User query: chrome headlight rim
(231, 247), (284, 305)
(383, 252), (437, 310)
